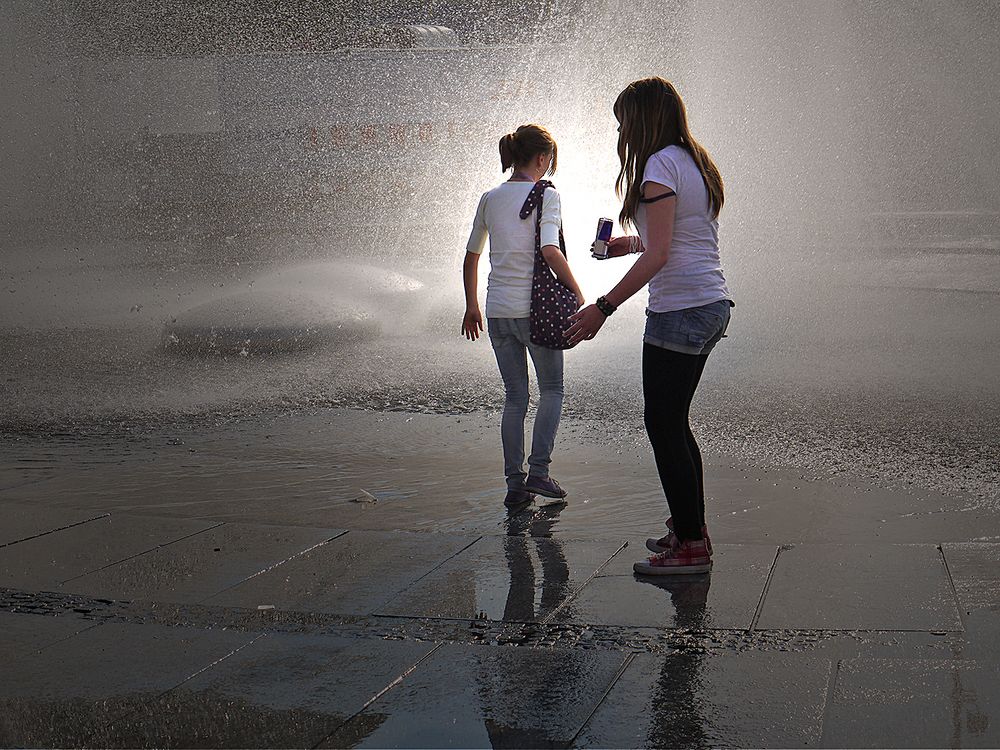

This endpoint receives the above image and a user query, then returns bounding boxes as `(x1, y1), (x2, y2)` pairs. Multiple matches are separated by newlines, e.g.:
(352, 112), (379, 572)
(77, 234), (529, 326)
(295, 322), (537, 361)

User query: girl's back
(468, 181), (561, 319)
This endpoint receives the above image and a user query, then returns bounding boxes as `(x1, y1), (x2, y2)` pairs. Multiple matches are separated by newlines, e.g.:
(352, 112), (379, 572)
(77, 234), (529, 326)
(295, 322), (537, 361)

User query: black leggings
(642, 342), (710, 542)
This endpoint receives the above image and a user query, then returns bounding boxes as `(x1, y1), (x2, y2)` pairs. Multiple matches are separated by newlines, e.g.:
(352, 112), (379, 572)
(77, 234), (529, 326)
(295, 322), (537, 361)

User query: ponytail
(499, 133), (519, 172)
(498, 124), (558, 175)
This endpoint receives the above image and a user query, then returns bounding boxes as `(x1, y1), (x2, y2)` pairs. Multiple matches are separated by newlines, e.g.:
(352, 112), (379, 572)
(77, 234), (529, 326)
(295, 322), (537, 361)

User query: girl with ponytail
(565, 77), (734, 575)
(463, 124), (584, 509)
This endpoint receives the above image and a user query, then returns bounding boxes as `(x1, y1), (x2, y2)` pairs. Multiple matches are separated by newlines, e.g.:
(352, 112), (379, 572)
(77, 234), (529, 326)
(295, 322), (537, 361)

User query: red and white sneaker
(633, 538), (712, 576)
(645, 518), (713, 555)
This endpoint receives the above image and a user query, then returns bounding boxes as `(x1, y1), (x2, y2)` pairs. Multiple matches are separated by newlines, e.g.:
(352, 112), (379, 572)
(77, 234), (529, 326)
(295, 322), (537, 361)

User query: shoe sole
(633, 561), (712, 575)
(524, 485), (567, 499)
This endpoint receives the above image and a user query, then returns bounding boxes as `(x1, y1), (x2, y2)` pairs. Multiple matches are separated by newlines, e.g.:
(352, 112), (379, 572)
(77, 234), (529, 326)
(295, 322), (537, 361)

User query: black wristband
(595, 295), (617, 317)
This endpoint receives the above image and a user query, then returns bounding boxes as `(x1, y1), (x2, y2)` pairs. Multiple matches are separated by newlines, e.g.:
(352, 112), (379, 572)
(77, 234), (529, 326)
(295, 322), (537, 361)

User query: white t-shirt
(466, 181), (562, 319)
(636, 145), (730, 313)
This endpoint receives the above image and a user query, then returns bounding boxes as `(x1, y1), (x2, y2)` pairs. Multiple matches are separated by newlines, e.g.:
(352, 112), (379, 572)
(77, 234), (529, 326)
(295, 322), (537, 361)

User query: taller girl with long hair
(463, 124), (584, 509)
(566, 77), (733, 574)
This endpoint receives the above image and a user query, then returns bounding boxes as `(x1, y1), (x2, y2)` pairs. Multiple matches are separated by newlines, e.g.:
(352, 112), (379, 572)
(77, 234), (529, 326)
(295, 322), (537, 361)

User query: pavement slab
(575, 651), (832, 748)
(0, 450), (518, 534)
(0, 514), (221, 591)
(941, 543), (1000, 615)
(206, 530), (480, 615)
(59, 522), (345, 604)
(822, 658), (1000, 748)
(0, 501), (108, 547)
(210, 494), (514, 535)
(755, 544), (963, 631)
(0, 620), (260, 748)
(0, 610), (99, 661)
(375, 534), (625, 623)
(0, 463), (349, 513)
(316, 643), (628, 749)
(101, 633), (436, 749)
(555, 542), (777, 629)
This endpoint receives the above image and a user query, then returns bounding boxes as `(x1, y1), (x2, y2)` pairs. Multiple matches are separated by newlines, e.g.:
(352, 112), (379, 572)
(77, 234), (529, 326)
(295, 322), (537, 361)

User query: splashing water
(1, 1), (998, 505)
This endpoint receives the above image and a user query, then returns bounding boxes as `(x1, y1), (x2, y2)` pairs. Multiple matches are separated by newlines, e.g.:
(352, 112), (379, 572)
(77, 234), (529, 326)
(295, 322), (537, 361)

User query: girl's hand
(565, 304), (607, 346)
(602, 236), (642, 258)
(575, 290), (585, 308)
(462, 308), (484, 341)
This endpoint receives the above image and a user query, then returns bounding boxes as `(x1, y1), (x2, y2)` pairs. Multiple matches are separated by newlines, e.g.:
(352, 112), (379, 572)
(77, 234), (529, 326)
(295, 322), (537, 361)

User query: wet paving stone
(59, 522), (345, 604)
(206, 530), (480, 616)
(941, 543), (1000, 614)
(554, 542), (776, 629)
(0, 501), (108, 547)
(575, 651), (831, 748)
(0, 610), (99, 661)
(317, 643), (628, 749)
(102, 634), (436, 749)
(756, 544), (963, 631)
(227, 495), (512, 535)
(0, 621), (259, 748)
(822, 658), (1000, 748)
(3, 448), (515, 535)
(0, 514), (221, 591)
(375, 535), (625, 623)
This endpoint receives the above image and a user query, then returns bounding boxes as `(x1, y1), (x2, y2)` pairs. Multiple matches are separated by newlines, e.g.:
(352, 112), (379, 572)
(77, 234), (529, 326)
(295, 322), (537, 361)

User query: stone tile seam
(56, 519), (226, 586)
(538, 540), (630, 626)
(818, 658), (844, 748)
(0, 511), (111, 549)
(748, 545), (785, 632)
(196, 528), (350, 604)
(97, 631), (269, 732)
(309, 641), (446, 750)
(8, 617), (106, 661)
(567, 651), (637, 749)
(936, 543), (968, 632)
(368, 533), (485, 616)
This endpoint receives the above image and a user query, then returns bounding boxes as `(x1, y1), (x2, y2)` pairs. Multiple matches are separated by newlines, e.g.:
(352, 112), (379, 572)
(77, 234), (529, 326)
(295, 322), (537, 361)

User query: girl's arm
(541, 244), (585, 307)
(538, 188), (584, 306)
(604, 187), (674, 307)
(461, 251), (484, 340)
(462, 193), (488, 341)
(564, 183), (675, 345)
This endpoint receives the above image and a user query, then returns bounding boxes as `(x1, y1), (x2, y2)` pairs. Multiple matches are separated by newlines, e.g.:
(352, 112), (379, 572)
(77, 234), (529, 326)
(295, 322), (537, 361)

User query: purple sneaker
(524, 475), (568, 499)
(504, 489), (535, 508)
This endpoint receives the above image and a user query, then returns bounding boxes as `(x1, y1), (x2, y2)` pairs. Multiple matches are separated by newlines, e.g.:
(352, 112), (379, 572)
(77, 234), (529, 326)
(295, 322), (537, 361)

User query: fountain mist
(1, 1), (997, 505)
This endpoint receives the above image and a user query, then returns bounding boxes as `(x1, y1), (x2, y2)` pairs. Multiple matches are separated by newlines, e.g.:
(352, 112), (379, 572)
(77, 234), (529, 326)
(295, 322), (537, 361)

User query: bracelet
(595, 295), (617, 317)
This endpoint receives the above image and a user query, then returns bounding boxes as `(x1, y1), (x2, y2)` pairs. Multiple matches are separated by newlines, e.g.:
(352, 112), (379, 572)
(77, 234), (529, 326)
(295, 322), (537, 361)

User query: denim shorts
(644, 299), (733, 355)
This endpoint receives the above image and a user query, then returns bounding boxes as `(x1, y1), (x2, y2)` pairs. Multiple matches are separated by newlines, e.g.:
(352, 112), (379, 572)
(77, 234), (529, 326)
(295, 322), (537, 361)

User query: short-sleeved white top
(466, 181), (561, 319)
(636, 145), (730, 313)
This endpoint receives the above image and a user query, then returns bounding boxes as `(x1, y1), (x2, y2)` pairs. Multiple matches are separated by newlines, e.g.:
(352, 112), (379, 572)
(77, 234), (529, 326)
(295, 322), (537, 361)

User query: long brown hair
(499, 124), (557, 175)
(614, 77), (723, 227)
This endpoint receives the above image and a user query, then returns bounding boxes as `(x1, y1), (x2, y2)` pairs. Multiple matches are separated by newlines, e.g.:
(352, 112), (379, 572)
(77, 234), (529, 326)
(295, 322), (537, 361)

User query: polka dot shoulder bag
(519, 180), (580, 350)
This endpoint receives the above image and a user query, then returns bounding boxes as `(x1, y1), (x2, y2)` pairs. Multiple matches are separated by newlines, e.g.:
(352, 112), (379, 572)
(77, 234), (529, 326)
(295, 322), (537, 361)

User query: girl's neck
(508, 169), (538, 183)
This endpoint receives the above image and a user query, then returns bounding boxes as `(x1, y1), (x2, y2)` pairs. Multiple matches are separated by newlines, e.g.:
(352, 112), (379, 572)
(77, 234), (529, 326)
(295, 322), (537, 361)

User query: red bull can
(592, 217), (613, 258)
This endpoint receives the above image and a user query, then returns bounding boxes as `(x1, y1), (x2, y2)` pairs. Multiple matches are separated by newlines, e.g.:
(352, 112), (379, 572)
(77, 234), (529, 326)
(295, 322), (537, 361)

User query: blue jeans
(488, 318), (564, 489)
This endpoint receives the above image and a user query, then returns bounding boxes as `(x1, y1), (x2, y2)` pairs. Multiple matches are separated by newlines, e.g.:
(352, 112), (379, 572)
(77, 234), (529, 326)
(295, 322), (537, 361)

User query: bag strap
(519, 180), (566, 258)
